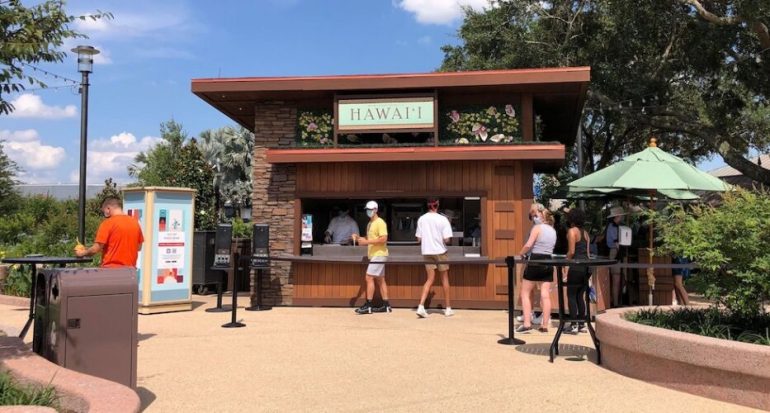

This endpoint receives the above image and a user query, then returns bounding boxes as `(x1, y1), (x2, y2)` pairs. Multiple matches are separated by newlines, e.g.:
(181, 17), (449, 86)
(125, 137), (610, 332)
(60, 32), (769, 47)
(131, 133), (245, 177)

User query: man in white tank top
(415, 198), (454, 318)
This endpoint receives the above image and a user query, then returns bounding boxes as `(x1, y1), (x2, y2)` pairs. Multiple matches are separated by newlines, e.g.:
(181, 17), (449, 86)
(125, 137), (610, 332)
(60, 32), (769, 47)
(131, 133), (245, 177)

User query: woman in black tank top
(564, 208), (591, 334)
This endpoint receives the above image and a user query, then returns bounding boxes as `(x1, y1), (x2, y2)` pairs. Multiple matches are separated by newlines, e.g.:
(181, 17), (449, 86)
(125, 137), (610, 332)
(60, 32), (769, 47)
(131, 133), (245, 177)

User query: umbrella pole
(648, 191), (655, 306)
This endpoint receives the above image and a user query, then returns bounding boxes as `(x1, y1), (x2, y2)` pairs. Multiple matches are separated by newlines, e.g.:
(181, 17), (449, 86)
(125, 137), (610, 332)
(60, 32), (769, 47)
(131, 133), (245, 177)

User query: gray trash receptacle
(35, 267), (138, 388)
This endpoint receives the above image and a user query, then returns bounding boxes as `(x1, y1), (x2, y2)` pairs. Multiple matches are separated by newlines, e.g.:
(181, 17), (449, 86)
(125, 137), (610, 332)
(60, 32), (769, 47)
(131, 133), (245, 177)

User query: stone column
(252, 102), (297, 305)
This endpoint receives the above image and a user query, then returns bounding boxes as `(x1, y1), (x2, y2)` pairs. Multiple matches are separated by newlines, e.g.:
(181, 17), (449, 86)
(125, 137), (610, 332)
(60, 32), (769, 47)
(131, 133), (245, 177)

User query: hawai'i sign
(336, 96), (435, 132)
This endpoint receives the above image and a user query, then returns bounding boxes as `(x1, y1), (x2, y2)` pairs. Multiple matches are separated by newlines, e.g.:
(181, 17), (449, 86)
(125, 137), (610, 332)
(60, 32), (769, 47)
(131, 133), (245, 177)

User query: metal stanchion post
(222, 252), (245, 328)
(245, 267), (272, 311)
(498, 256), (525, 345)
(205, 270), (230, 313)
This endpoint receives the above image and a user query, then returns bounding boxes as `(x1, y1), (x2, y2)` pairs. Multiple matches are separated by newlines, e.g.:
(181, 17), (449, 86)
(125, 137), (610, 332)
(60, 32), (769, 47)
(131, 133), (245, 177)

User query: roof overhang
(266, 144), (565, 170)
(191, 67), (590, 145)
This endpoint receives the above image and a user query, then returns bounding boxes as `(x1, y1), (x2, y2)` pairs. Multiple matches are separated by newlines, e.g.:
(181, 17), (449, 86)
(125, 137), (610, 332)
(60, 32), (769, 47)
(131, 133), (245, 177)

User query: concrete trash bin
(33, 267), (138, 388)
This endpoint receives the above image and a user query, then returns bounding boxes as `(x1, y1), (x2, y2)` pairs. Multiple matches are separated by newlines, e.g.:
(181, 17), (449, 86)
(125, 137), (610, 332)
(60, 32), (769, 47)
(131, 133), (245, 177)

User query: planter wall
(596, 307), (770, 411)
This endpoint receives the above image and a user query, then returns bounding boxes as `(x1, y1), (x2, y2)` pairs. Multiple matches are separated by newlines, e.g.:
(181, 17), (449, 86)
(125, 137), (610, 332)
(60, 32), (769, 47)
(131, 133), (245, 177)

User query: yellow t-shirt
(366, 217), (388, 258)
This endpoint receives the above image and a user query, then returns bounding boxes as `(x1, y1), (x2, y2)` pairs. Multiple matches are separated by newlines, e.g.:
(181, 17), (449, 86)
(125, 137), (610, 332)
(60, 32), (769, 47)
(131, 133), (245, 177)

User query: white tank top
(531, 224), (556, 255)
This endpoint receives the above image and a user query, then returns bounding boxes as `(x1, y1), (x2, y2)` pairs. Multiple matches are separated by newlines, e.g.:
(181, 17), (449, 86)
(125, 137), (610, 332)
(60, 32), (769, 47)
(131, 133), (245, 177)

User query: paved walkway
(0, 296), (758, 412)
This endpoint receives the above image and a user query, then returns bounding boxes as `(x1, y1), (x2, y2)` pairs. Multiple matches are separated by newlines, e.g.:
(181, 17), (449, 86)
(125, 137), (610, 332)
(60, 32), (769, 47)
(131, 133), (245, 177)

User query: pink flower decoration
(450, 110), (460, 123)
(505, 104), (516, 117)
(307, 122), (318, 131)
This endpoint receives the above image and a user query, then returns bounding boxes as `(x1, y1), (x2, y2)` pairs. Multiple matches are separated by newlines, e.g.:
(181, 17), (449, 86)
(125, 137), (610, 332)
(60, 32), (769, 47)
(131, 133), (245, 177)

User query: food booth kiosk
(192, 67), (590, 309)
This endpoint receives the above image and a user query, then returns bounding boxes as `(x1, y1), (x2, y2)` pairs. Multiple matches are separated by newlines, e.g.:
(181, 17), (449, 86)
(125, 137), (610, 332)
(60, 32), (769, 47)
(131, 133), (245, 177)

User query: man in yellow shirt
(351, 200), (391, 314)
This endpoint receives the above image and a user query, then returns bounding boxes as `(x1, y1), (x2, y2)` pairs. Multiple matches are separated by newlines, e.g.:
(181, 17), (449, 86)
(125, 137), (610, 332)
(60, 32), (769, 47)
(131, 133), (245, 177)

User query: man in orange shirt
(75, 197), (144, 267)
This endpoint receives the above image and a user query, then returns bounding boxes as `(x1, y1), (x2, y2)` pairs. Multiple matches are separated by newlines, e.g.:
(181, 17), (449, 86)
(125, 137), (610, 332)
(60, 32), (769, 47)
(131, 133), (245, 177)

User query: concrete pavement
(0, 295), (758, 412)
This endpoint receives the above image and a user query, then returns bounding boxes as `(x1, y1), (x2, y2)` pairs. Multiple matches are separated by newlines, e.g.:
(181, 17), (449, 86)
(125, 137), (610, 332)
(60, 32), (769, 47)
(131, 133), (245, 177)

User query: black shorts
(523, 254), (554, 282)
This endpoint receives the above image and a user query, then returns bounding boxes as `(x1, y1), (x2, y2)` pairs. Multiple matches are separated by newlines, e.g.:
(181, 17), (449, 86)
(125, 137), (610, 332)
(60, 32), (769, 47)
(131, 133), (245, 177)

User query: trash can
(192, 230), (218, 294)
(33, 267), (138, 388)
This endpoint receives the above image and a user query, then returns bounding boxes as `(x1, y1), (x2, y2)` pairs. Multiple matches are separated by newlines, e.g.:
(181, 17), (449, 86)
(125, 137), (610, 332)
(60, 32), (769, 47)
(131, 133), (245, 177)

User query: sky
(1, 0), (725, 185)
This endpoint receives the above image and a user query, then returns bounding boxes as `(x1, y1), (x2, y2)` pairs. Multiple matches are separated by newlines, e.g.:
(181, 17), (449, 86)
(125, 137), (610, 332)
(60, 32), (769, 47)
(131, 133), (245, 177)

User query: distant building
(709, 154), (769, 189)
(15, 184), (109, 200)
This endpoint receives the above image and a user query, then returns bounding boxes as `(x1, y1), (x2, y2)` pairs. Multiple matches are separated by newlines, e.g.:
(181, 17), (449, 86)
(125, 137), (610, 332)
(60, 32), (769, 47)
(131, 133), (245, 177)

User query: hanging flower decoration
(297, 111), (334, 146)
(443, 104), (520, 144)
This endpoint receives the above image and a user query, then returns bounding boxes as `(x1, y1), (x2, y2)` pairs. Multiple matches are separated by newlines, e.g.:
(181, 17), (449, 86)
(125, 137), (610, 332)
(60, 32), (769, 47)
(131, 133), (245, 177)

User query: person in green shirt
(351, 200), (391, 314)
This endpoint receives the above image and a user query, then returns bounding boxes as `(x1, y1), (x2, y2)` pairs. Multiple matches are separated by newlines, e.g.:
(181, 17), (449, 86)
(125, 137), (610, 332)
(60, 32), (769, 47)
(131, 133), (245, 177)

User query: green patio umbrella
(568, 138), (731, 305)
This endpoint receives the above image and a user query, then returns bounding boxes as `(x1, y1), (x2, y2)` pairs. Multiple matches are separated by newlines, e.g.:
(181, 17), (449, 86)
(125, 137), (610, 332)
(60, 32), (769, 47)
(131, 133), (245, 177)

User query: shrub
(656, 189), (770, 318)
(231, 217), (253, 239)
(627, 307), (770, 346)
(0, 371), (59, 408)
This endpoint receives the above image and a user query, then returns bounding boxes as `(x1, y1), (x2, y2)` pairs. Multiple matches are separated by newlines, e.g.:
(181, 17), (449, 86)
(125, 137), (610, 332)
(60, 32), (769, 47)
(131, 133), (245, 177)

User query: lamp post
(72, 45), (100, 244)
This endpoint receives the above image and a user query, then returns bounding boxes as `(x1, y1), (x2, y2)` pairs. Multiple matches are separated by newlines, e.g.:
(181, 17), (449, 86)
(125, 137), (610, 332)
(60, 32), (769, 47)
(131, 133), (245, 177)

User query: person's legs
(375, 276), (389, 301)
(673, 275), (689, 305)
(539, 281), (551, 330)
(419, 266), (436, 306)
(365, 274), (375, 300)
(610, 248), (621, 307)
(439, 269), (451, 309)
(520, 279), (535, 328)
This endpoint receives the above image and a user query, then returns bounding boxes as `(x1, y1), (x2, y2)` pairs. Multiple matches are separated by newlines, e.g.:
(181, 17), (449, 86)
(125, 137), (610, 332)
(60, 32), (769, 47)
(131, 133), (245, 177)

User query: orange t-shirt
(95, 215), (144, 268)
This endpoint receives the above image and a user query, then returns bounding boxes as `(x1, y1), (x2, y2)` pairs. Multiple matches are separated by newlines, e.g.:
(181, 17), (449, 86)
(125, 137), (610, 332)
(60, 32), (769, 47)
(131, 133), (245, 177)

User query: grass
(0, 370), (59, 409)
(626, 307), (770, 346)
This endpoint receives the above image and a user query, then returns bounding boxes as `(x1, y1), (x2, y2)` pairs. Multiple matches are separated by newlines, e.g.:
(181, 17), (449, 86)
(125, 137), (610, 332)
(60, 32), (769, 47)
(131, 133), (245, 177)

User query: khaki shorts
(424, 253), (449, 272)
(609, 248), (621, 275)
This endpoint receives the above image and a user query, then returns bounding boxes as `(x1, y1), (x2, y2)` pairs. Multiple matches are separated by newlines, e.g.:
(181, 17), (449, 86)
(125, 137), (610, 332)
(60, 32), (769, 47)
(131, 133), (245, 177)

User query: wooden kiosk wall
(291, 160), (533, 309)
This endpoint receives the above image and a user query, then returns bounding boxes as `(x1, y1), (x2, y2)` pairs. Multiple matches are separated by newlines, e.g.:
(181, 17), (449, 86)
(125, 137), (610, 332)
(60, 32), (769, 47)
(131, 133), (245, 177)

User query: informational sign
(337, 97), (434, 132)
(301, 214), (313, 242)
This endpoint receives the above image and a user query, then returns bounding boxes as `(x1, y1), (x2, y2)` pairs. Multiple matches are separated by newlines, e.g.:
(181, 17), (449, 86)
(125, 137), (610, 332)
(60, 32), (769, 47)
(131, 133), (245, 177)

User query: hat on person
(608, 206), (626, 218)
(365, 200), (378, 210)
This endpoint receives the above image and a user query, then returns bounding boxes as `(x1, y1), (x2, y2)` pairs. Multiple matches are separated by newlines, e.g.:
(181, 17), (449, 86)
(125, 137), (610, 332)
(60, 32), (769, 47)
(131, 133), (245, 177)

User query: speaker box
(214, 224), (233, 267)
(251, 224), (270, 268)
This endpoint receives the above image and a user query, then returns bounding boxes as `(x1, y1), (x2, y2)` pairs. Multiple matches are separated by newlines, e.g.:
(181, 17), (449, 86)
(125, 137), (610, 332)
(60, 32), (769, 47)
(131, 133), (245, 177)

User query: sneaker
(355, 303), (373, 315)
(515, 312), (536, 323)
(444, 308), (455, 317)
(515, 325), (533, 334)
(373, 304), (392, 313)
(532, 313), (543, 325)
(416, 306), (428, 318)
(561, 324), (578, 334)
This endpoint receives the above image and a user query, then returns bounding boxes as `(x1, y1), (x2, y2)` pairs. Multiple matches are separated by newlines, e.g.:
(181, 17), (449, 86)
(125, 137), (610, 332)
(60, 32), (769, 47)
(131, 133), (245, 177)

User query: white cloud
(417, 35), (432, 45)
(1, 129), (66, 170)
(85, 132), (162, 183)
(396, 0), (489, 25)
(73, 6), (197, 40)
(7, 94), (77, 119)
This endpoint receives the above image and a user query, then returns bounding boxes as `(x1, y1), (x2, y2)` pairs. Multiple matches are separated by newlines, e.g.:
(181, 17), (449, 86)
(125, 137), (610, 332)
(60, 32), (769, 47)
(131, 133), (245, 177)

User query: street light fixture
(72, 45), (100, 244)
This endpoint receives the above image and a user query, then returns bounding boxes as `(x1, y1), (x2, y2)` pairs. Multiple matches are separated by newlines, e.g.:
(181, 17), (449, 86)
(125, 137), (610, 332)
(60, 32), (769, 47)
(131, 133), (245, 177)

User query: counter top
(271, 253), (504, 265)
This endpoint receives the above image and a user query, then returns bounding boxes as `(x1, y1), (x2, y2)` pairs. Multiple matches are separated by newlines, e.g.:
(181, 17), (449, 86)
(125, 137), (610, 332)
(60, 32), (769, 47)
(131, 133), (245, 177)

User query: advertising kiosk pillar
(123, 187), (195, 314)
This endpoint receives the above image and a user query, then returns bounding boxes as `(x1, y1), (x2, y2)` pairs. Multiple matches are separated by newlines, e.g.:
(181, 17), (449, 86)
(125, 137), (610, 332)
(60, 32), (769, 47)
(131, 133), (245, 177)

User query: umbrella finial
(649, 137), (658, 147)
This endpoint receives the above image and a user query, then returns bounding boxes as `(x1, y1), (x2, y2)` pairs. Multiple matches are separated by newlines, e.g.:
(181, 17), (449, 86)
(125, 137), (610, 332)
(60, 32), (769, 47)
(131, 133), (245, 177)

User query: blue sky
(1, 0), (724, 185)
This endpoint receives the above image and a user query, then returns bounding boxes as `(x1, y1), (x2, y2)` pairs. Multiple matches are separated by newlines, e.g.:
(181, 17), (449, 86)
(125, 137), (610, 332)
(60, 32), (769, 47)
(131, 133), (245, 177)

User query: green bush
(231, 217), (253, 239)
(0, 371), (59, 408)
(656, 189), (770, 318)
(2, 266), (31, 297)
(627, 307), (770, 346)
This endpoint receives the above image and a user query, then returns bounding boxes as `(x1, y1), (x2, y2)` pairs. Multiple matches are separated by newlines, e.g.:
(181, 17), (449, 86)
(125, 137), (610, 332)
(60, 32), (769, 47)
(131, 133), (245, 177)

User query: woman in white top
(517, 209), (557, 333)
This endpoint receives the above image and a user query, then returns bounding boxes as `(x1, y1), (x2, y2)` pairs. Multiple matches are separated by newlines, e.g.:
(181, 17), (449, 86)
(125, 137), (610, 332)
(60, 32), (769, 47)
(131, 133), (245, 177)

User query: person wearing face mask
(74, 197), (144, 267)
(517, 208), (557, 333)
(351, 201), (391, 314)
(516, 203), (547, 325)
(324, 206), (360, 244)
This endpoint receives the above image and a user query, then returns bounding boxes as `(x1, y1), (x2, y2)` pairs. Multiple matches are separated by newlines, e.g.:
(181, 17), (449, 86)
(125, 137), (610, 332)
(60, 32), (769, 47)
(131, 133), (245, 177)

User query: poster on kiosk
(123, 187), (195, 314)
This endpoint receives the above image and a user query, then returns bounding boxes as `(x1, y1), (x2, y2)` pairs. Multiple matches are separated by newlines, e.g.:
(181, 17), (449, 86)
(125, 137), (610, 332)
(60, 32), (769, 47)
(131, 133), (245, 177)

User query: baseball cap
(365, 200), (378, 210)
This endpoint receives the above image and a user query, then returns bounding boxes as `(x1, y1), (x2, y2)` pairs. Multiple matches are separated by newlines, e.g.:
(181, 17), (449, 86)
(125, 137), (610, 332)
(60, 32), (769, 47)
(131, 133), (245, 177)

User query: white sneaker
(532, 313), (543, 325)
(416, 306), (428, 318)
(516, 312), (538, 323)
(444, 308), (454, 317)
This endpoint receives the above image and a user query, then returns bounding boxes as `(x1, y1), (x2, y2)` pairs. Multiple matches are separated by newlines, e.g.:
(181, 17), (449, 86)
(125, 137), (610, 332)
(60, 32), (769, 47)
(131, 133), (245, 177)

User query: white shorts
(366, 256), (387, 277)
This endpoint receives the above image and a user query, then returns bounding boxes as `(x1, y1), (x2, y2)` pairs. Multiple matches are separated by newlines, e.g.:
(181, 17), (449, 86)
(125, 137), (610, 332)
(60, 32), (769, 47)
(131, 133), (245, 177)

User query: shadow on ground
(515, 342), (597, 362)
(137, 386), (157, 412)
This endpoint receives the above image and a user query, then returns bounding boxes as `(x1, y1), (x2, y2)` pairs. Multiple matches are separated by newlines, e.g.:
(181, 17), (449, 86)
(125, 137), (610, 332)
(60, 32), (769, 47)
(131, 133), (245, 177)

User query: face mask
(366, 209), (375, 218)
(533, 216), (542, 225)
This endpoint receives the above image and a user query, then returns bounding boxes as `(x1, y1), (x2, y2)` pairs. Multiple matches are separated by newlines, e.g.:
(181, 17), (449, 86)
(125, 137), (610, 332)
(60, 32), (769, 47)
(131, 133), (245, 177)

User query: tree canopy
(1, 0), (111, 114)
(441, 0), (770, 185)
(129, 120), (216, 230)
(0, 141), (20, 213)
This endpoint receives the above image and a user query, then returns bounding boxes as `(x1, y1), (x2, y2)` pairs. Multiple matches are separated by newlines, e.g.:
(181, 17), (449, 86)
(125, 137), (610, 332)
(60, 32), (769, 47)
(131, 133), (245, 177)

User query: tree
(441, 1), (770, 185)
(129, 120), (216, 230)
(198, 125), (254, 209)
(0, 0), (111, 114)
(0, 141), (20, 213)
